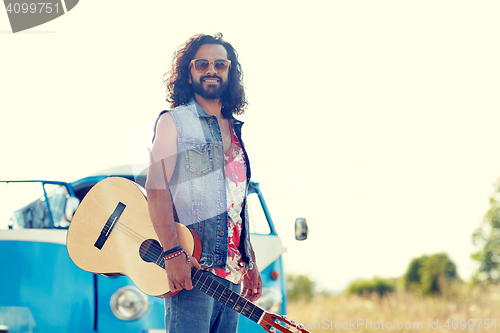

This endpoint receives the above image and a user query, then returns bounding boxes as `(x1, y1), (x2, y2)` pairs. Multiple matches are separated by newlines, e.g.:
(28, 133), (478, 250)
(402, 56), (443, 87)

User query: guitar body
(66, 177), (201, 298)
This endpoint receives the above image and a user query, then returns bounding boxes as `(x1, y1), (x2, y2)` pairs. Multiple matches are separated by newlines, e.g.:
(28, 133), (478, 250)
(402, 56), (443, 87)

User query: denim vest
(153, 99), (254, 271)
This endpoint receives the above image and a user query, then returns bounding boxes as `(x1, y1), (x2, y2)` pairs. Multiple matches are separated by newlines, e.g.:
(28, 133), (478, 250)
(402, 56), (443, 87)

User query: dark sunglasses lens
(194, 59), (209, 72)
(214, 60), (229, 72)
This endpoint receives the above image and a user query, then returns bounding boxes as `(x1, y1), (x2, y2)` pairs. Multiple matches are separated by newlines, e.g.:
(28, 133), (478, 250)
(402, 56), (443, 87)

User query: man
(145, 33), (262, 333)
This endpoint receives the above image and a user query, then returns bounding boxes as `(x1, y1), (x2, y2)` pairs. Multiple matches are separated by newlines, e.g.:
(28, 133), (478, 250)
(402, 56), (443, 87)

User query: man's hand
(165, 253), (201, 292)
(241, 265), (262, 302)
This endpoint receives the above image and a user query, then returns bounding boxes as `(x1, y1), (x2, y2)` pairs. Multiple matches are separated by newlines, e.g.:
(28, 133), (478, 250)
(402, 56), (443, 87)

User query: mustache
(200, 75), (223, 82)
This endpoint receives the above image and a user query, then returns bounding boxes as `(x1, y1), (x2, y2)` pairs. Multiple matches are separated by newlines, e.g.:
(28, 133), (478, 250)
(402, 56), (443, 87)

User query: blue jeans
(164, 272), (242, 333)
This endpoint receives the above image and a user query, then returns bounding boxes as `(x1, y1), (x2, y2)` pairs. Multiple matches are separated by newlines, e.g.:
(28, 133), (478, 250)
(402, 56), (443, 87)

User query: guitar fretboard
(140, 239), (264, 323)
(191, 268), (264, 323)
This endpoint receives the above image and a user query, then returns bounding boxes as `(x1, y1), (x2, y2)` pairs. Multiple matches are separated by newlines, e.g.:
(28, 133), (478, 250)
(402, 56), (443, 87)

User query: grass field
(286, 283), (500, 333)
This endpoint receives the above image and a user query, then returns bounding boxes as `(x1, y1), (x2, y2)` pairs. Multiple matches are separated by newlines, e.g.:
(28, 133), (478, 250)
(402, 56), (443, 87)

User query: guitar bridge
(94, 202), (126, 249)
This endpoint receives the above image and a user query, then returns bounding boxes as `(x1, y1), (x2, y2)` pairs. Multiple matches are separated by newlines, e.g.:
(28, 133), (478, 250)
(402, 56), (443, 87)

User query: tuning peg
(290, 319), (296, 325)
(298, 323), (305, 329)
(282, 315), (288, 320)
(269, 327), (276, 332)
(274, 318), (281, 324)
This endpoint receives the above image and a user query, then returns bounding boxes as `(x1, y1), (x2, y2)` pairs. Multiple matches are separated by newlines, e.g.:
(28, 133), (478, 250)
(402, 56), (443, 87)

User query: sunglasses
(189, 59), (231, 73)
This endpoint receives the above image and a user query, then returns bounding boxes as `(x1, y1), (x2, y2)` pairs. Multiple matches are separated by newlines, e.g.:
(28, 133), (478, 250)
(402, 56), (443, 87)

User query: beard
(191, 75), (229, 100)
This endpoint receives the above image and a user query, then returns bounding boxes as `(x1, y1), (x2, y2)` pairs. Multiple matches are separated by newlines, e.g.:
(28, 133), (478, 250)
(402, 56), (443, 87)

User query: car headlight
(110, 286), (149, 321)
(254, 288), (282, 313)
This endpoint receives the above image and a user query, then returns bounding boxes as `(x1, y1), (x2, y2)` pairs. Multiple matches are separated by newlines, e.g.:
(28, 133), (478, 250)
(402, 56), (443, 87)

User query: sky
(1, 0), (500, 292)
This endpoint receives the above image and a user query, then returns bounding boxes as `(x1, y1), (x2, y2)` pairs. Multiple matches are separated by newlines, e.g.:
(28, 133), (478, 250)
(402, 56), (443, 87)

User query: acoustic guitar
(66, 177), (309, 333)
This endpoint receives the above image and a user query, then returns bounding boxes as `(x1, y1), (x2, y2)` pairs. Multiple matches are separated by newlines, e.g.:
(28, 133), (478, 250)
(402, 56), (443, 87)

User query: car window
(44, 184), (72, 228)
(247, 192), (271, 235)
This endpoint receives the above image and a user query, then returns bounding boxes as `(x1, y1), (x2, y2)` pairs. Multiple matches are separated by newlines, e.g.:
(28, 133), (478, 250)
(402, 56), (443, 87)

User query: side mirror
(295, 218), (308, 241)
(65, 197), (80, 222)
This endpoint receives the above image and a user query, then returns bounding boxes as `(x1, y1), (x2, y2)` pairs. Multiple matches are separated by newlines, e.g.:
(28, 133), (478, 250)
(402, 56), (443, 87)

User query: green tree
(347, 277), (395, 297)
(287, 274), (315, 301)
(403, 252), (458, 295)
(471, 177), (500, 283)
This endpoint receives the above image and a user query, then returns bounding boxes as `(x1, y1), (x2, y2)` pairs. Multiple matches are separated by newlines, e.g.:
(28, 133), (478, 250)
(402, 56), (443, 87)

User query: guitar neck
(190, 267), (265, 323)
(141, 241), (263, 323)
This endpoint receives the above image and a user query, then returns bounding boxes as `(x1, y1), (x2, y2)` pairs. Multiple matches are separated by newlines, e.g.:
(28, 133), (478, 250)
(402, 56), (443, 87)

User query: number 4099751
(444, 319), (496, 330)
(5, 3), (60, 14)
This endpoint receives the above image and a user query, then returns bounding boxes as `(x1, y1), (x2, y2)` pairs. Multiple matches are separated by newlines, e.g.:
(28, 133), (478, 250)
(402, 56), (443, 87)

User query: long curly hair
(163, 33), (248, 118)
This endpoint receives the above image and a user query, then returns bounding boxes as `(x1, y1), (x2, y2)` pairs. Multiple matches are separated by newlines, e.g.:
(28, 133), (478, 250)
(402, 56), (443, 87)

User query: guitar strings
(96, 209), (202, 274)
(99, 214), (165, 261)
(109, 222), (186, 273)
(97, 210), (171, 263)
(197, 283), (261, 322)
(109, 222), (166, 264)
(108, 217), (190, 264)
(192, 270), (262, 322)
(105, 221), (162, 261)
(113, 222), (145, 242)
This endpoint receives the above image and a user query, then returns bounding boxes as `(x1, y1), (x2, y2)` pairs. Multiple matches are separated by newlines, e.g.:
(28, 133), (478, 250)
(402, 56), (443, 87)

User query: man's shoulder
(167, 100), (197, 116)
(155, 103), (196, 126)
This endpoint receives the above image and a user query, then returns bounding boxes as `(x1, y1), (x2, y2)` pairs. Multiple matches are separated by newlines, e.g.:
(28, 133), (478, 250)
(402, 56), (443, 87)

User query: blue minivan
(0, 166), (307, 333)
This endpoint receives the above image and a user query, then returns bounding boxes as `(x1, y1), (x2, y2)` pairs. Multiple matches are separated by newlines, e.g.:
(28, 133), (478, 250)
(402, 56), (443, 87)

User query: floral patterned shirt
(202, 120), (247, 284)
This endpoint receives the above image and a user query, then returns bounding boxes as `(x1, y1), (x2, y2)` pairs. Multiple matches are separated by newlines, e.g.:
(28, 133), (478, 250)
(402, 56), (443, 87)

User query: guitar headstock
(259, 312), (310, 333)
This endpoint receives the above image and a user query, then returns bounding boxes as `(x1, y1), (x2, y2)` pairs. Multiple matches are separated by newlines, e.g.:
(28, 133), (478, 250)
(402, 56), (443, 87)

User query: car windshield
(0, 182), (72, 229)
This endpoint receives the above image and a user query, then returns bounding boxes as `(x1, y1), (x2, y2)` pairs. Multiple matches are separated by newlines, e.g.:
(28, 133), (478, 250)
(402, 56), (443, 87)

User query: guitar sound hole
(139, 239), (162, 263)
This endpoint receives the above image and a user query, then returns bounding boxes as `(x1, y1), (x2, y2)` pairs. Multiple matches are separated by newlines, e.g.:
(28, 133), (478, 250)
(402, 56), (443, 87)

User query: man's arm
(146, 112), (200, 292)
